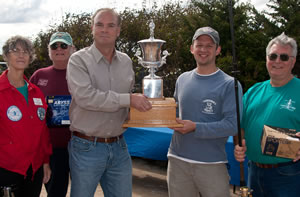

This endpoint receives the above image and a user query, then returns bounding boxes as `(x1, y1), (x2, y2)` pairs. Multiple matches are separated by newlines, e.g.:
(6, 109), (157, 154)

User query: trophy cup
(123, 20), (182, 127)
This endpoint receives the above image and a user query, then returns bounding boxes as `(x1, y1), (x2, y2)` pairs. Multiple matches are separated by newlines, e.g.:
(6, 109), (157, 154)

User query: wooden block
(123, 98), (183, 128)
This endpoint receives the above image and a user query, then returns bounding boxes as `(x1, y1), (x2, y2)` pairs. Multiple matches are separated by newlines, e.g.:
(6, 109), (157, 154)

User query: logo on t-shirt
(37, 79), (48, 86)
(202, 99), (216, 114)
(280, 99), (296, 112)
(7, 105), (22, 121)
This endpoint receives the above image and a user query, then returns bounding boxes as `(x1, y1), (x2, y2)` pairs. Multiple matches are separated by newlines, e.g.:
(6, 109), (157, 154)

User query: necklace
(9, 79), (25, 88)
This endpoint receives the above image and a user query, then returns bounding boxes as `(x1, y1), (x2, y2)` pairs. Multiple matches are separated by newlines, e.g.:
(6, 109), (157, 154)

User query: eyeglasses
(268, 53), (294, 62)
(50, 43), (69, 50)
(9, 48), (30, 56)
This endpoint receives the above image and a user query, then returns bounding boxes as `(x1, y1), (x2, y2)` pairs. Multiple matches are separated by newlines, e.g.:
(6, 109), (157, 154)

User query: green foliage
(29, 0), (300, 95)
(0, 55), (5, 75)
(27, 12), (93, 78)
(266, 0), (300, 77)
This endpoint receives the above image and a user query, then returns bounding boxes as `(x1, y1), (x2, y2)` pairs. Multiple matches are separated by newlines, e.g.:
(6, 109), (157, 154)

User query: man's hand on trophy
(130, 93), (152, 112)
(170, 118), (195, 134)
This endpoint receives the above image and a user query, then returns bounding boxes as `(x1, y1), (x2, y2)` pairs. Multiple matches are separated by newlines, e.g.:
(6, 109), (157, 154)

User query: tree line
(2, 0), (300, 96)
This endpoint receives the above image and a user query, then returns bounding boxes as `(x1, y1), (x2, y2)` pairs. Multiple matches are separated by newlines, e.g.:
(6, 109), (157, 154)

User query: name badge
(33, 98), (43, 106)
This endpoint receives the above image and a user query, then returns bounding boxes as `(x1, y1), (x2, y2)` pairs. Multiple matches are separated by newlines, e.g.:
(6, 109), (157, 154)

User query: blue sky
(0, 0), (269, 54)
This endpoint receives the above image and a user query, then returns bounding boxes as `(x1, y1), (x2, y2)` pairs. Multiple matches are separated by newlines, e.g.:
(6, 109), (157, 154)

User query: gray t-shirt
(169, 69), (242, 162)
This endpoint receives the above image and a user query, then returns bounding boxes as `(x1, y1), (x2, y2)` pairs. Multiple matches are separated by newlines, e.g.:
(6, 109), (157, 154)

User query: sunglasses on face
(50, 43), (68, 50)
(268, 53), (294, 62)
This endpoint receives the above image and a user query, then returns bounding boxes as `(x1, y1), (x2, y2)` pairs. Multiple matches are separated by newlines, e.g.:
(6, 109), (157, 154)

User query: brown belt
(253, 161), (296, 169)
(72, 131), (122, 143)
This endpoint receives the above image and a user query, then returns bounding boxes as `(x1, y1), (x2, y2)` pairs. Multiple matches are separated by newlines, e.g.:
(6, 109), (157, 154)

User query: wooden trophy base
(123, 97), (183, 127)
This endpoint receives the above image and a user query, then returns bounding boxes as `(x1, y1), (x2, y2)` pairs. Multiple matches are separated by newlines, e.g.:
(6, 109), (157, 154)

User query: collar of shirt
(0, 70), (34, 92)
(90, 43), (122, 64)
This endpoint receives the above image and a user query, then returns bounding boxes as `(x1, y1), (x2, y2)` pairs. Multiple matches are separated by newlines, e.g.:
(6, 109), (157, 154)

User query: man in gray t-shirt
(167, 26), (242, 197)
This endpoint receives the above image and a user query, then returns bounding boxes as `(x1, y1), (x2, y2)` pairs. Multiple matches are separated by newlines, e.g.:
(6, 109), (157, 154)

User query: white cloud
(0, 0), (48, 23)
(251, 0), (270, 11)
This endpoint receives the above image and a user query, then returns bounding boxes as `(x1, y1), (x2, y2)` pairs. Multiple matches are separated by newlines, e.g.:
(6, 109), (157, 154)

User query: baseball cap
(49, 32), (73, 46)
(192, 27), (219, 45)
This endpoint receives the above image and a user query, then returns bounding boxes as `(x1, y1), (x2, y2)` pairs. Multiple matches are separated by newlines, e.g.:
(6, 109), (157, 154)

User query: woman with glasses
(0, 35), (52, 197)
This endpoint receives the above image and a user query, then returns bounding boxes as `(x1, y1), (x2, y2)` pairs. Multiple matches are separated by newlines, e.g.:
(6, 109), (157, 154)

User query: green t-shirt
(16, 81), (28, 104)
(242, 77), (300, 164)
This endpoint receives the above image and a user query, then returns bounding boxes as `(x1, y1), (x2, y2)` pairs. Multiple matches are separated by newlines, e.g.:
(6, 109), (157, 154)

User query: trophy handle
(135, 50), (144, 67)
(159, 50), (170, 68)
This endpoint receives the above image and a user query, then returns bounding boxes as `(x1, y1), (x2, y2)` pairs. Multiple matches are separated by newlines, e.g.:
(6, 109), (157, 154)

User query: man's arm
(66, 53), (131, 112)
(234, 138), (247, 162)
(130, 94), (152, 112)
(67, 53), (151, 112)
(170, 118), (195, 134)
(194, 81), (243, 139)
(173, 81), (243, 138)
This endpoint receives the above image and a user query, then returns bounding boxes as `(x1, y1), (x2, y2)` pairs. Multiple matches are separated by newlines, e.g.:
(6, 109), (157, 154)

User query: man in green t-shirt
(234, 33), (300, 197)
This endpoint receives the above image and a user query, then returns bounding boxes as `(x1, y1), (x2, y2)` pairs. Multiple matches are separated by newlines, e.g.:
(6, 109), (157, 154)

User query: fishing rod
(227, 0), (247, 193)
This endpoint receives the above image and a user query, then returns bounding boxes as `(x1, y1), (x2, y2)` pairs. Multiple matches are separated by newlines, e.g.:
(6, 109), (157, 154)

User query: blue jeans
(68, 135), (132, 197)
(248, 161), (300, 197)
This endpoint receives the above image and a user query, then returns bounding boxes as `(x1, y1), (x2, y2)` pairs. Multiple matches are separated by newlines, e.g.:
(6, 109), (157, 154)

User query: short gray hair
(91, 8), (121, 27)
(266, 32), (297, 57)
(2, 35), (35, 63)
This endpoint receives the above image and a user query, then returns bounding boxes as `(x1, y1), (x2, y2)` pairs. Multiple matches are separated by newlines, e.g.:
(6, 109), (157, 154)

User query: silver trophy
(123, 20), (182, 128)
(135, 20), (170, 99)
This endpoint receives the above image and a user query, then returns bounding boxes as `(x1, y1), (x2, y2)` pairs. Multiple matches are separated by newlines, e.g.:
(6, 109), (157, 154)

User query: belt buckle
(105, 138), (108, 143)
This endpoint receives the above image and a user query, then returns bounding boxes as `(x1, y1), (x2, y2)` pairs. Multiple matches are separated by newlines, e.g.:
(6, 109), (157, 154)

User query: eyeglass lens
(10, 48), (29, 56)
(50, 43), (68, 50)
(268, 53), (290, 61)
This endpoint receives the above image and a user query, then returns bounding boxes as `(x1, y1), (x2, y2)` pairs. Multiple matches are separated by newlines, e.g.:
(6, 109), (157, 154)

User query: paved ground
(40, 157), (240, 197)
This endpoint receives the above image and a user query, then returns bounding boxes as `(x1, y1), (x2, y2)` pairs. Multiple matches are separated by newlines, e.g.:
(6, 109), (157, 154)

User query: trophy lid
(138, 38), (166, 44)
(138, 19), (166, 44)
(135, 19), (169, 69)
